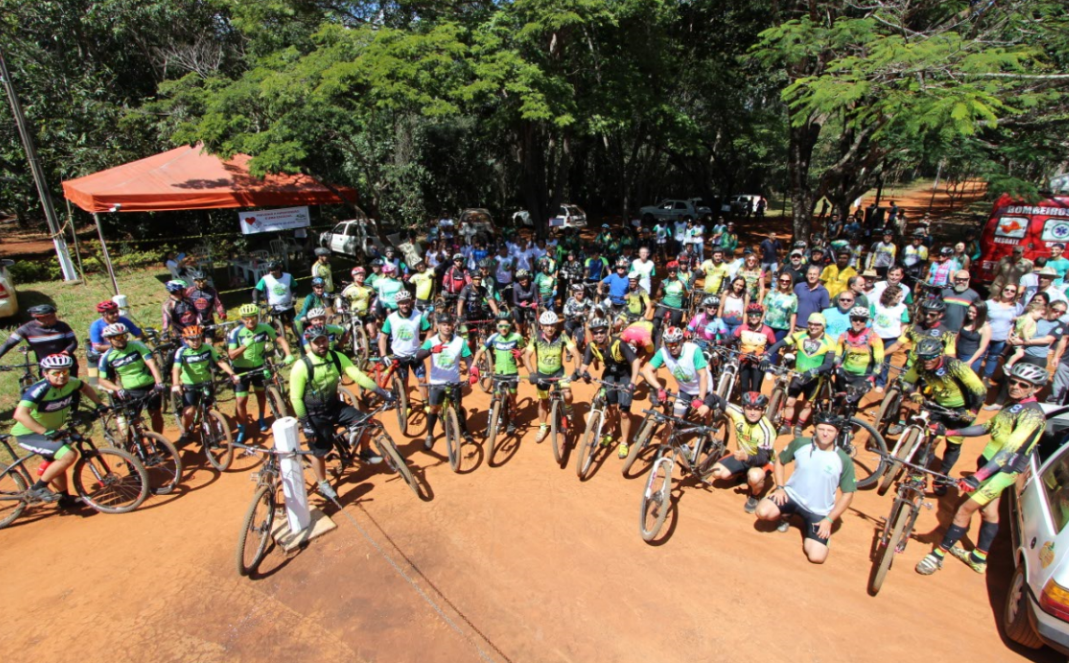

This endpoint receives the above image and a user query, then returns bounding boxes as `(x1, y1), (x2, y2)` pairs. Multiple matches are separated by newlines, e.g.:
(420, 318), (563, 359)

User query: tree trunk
(788, 118), (821, 241)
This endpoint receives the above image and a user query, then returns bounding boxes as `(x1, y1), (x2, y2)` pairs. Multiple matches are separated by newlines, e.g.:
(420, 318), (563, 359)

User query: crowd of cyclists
(2, 208), (1059, 573)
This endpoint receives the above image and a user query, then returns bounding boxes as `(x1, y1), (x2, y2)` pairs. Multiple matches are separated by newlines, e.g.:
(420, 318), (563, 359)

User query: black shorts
(428, 383), (464, 407)
(236, 372), (266, 394)
(602, 372), (633, 411)
(124, 387), (162, 413)
(304, 405), (366, 457)
(181, 382), (213, 408)
(718, 449), (771, 477)
(391, 355), (425, 383)
(777, 493), (831, 546)
(787, 376), (821, 399)
(16, 433), (73, 461)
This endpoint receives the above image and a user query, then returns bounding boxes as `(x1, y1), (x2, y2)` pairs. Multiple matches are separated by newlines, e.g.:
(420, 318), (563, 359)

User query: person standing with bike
(511, 270), (539, 337)
(96, 323), (167, 435)
(763, 313), (837, 436)
(172, 326), (240, 446)
(599, 259), (632, 318)
(524, 311), (578, 443)
(473, 312), (525, 436)
(161, 280), (202, 338)
(729, 304), (777, 396)
(754, 413), (857, 564)
(88, 300), (143, 355)
(290, 325), (393, 499)
(638, 325), (711, 429)
(228, 305), (296, 445)
(915, 363), (1047, 576)
(185, 271), (226, 331)
(253, 261), (300, 342)
(379, 290), (431, 403)
(562, 283), (594, 349)
(833, 306), (884, 398)
(297, 277), (333, 330)
(311, 247), (335, 293)
(576, 316), (643, 459)
(652, 261), (689, 336)
(10, 354), (108, 507)
(0, 304), (79, 375)
(416, 313), (476, 450)
(703, 391), (777, 513)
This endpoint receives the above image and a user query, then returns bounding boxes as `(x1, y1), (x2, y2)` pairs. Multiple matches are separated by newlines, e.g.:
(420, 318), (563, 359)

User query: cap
(807, 312), (826, 326)
(862, 269), (878, 278)
(789, 250), (804, 258)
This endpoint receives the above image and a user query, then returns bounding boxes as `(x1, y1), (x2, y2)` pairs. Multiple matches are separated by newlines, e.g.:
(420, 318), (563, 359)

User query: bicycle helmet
(615, 258), (630, 268)
(164, 280), (187, 294)
(495, 311), (512, 322)
(382, 262), (397, 274)
(570, 283), (584, 291)
(745, 303), (764, 316)
(920, 299), (946, 314)
(393, 290), (413, 303)
(239, 303), (259, 317)
(188, 270), (206, 281)
(662, 326), (684, 344)
(539, 311), (560, 326)
(478, 258), (494, 268)
(306, 307), (327, 320)
(314, 247), (331, 257)
(385, 246), (395, 255)
(912, 229), (926, 237)
(310, 277), (325, 287)
(102, 323), (128, 338)
(813, 411), (844, 429)
(303, 324), (329, 341)
(516, 269), (531, 280)
(182, 325), (204, 339)
(849, 306), (870, 320)
(589, 317), (609, 331)
(666, 261), (679, 270)
(914, 337), (944, 361)
(371, 258), (384, 267)
(701, 295), (720, 309)
(96, 300), (119, 314)
(677, 254), (692, 264)
(1010, 362), (1048, 387)
(741, 391), (768, 408)
(939, 246), (954, 256)
(452, 253), (464, 262)
(351, 266), (366, 277)
(39, 354), (73, 371)
(267, 260), (283, 271)
(437, 313), (456, 326)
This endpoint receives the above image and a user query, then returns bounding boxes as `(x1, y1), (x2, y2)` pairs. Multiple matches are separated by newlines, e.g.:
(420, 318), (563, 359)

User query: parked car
(730, 194), (762, 216)
(548, 204), (587, 229)
(639, 198), (712, 225)
(1003, 403), (1069, 655)
(512, 210), (533, 228)
(0, 259), (18, 318)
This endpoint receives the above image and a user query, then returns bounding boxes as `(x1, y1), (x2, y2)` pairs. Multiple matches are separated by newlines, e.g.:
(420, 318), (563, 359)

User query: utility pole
(0, 46), (78, 281)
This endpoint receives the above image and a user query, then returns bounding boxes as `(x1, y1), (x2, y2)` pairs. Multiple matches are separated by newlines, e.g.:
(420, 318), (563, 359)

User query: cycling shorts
(969, 454), (1018, 507)
(123, 387), (162, 413)
(180, 382), (213, 408)
(16, 434), (73, 461)
(304, 404), (365, 457)
(673, 390), (700, 418)
(390, 355), (425, 383)
(717, 450), (771, 477)
(429, 383), (464, 408)
(777, 493), (831, 546)
(601, 373), (633, 411)
(235, 370), (266, 396)
(536, 370), (570, 399)
(788, 375), (821, 399)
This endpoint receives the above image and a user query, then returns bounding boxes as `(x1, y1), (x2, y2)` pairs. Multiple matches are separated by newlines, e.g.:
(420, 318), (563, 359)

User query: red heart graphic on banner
(245, 217), (257, 225)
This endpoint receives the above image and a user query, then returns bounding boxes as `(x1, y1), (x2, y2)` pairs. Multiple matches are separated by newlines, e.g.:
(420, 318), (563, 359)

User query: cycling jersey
(98, 341), (155, 390)
(0, 319), (77, 360)
(722, 404), (776, 456)
(173, 344), (222, 385)
(625, 288), (651, 317)
(298, 293), (331, 320)
(601, 273), (630, 305)
(288, 350), (377, 417)
(484, 332), (525, 375)
(410, 269), (436, 300)
(563, 297), (593, 321)
(442, 266), (470, 295)
(512, 281), (538, 307)
(899, 322), (957, 358)
(255, 273), (295, 308)
(902, 356), (985, 411)
(528, 332), (577, 375)
(688, 313), (727, 342)
(311, 260), (334, 292)
(902, 244), (928, 268)
(458, 284), (495, 317)
(836, 327), (885, 375)
(10, 378), (82, 436)
(374, 277), (405, 311)
(584, 257), (609, 281)
(382, 309), (430, 357)
(649, 342), (708, 394)
(88, 316), (142, 349)
(734, 324), (777, 357)
(979, 398), (1045, 469)
(781, 331), (837, 371)
(299, 324), (345, 351)
(584, 337), (638, 376)
(869, 242), (897, 269)
(620, 321), (655, 354)
(185, 285), (225, 321)
(341, 283), (374, 315)
(422, 334), (472, 384)
(534, 273), (557, 301)
(661, 278), (687, 308)
(162, 297), (202, 334)
(228, 324), (277, 369)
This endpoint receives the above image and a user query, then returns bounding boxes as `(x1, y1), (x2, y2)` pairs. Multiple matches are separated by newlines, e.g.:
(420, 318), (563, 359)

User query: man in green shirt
(472, 312), (524, 435)
(524, 310), (577, 442)
(290, 324), (394, 498)
(96, 322), (166, 434)
(228, 304), (296, 444)
(171, 325), (240, 446)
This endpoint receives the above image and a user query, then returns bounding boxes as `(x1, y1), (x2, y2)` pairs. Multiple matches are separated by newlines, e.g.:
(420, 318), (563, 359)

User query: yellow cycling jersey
(341, 284), (374, 315)
(723, 404), (776, 456)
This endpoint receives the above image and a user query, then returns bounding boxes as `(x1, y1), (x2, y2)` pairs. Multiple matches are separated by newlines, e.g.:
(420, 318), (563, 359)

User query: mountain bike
(419, 382), (469, 472)
(874, 368), (909, 437)
(764, 363), (803, 427)
(876, 400), (960, 496)
(623, 391), (729, 479)
(636, 401), (729, 541)
(205, 321), (240, 403)
(575, 378), (632, 480)
(101, 392), (182, 495)
(257, 302), (300, 355)
(0, 345), (38, 393)
(233, 442), (317, 576)
(175, 382), (235, 471)
(461, 319), (496, 394)
(541, 377), (574, 467)
(807, 371), (889, 490)
(325, 400), (419, 496)
(369, 355), (414, 436)
(713, 345), (744, 400)
(234, 357), (291, 422)
(486, 375), (520, 463)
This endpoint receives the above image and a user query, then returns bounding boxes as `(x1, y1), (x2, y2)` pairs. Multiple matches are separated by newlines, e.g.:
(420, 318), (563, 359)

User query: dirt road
(0, 375), (1057, 663)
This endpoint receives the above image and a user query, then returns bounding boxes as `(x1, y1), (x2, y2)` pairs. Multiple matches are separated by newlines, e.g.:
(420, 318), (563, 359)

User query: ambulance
(974, 192), (1069, 284)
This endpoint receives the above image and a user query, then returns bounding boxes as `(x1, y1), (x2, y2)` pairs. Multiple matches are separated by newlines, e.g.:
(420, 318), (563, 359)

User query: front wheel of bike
(843, 417), (888, 490)
(550, 399), (566, 467)
(875, 385), (902, 437)
(696, 415), (731, 480)
(203, 410), (235, 472)
(477, 353), (493, 394)
(623, 417), (658, 478)
(870, 501), (912, 595)
(373, 433), (420, 496)
(0, 467), (28, 529)
(877, 428), (922, 496)
(576, 409), (603, 480)
(137, 431), (183, 496)
(767, 386), (786, 428)
(73, 447), (149, 513)
(487, 399), (503, 461)
(265, 384), (290, 420)
(349, 320), (370, 364)
(639, 456), (673, 541)
(236, 484), (276, 576)
(391, 374), (408, 436)
(443, 405), (462, 472)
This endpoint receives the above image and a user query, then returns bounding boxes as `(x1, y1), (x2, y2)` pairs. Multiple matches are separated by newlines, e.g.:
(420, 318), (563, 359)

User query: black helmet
(920, 299), (946, 314)
(267, 259), (283, 271)
(27, 304), (57, 316)
(188, 270), (206, 280)
(303, 324), (329, 341)
(478, 258), (493, 268)
(437, 313), (456, 325)
(813, 412), (844, 430)
(915, 337), (944, 361)
(741, 391), (768, 409)
(314, 247), (331, 257)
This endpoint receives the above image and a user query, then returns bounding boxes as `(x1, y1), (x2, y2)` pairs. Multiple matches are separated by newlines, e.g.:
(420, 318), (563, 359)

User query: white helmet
(539, 311), (559, 326)
(102, 322), (129, 338)
(306, 307), (327, 320)
(663, 326), (685, 344)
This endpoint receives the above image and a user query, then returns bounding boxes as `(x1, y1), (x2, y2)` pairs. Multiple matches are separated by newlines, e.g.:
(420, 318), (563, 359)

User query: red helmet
(96, 300), (119, 314)
(351, 266), (366, 277)
(741, 391), (769, 409)
(666, 261), (679, 270)
(745, 303), (764, 316)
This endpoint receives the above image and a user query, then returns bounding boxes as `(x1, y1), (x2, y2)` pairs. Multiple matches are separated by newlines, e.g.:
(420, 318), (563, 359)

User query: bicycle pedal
(922, 501), (933, 510)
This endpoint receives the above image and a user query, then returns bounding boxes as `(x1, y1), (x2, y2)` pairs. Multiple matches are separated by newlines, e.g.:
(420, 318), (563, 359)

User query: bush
(9, 260), (62, 284)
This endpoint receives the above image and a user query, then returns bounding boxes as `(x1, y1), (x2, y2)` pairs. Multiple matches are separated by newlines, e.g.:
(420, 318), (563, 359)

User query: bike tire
(203, 410), (235, 472)
(373, 433), (420, 496)
(136, 431), (183, 496)
(576, 409), (603, 480)
(236, 484), (275, 576)
(870, 501), (912, 595)
(350, 321), (370, 363)
(265, 384), (290, 420)
(443, 405), (462, 472)
(877, 427), (921, 496)
(716, 370), (735, 401)
(639, 456), (673, 541)
(338, 385), (360, 409)
(767, 386), (786, 427)
(391, 374), (408, 436)
(623, 416), (657, 477)
(0, 466), (28, 529)
(696, 415), (731, 480)
(477, 353), (493, 394)
(550, 399), (565, 466)
(487, 399), (503, 461)
(73, 447), (149, 514)
(844, 416), (888, 490)
(875, 385), (902, 436)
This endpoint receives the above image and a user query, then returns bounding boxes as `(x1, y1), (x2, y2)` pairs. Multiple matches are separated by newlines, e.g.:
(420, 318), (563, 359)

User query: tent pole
(92, 212), (120, 295)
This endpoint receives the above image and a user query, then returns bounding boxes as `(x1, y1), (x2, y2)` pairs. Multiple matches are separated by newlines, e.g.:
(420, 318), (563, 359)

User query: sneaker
(57, 494), (84, 509)
(463, 432), (475, 444)
(933, 480), (949, 497)
(983, 404), (1001, 412)
(792, 425), (803, 438)
(599, 434), (613, 448)
(535, 424), (550, 442)
(949, 544), (987, 574)
(258, 417), (269, 433)
(777, 424), (792, 436)
(776, 518), (790, 533)
(886, 423), (904, 436)
(358, 450), (383, 465)
(424, 433), (434, 451)
(28, 485), (60, 503)
(874, 385), (885, 394)
(744, 496), (759, 514)
(317, 479), (339, 501)
(617, 441), (630, 459)
(915, 552), (944, 575)
(235, 424), (247, 445)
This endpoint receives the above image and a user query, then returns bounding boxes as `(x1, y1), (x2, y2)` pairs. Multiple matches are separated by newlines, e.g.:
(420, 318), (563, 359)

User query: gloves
(299, 418), (317, 438)
(115, 389), (129, 401)
(658, 389), (668, 404)
(171, 385), (182, 394)
(960, 410), (977, 424)
(569, 370), (581, 381)
(625, 382), (636, 392)
(468, 366), (481, 385)
(510, 349), (524, 360)
(910, 392), (924, 404)
(582, 370), (592, 384)
(431, 344), (445, 354)
(374, 387), (397, 403)
(929, 422), (947, 437)
(691, 398), (704, 411)
(800, 370), (815, 383)
(958, 475), (981, 494)
(759, 359), (771, 373)
(283, 354), (296, 366)
(153, 383), (167, 393)
(527, 373), (536, 383)
(382, 355), (394, 368)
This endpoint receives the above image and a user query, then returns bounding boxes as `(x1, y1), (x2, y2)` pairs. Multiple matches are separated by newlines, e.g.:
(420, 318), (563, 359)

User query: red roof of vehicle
(62, 144), (357, 213)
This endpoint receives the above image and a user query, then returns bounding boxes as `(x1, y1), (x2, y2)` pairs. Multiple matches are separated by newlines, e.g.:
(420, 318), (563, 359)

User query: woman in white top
(719, 276), (748, 337)
(980, 282), (1018, 381)
(872, 283), (909, 391)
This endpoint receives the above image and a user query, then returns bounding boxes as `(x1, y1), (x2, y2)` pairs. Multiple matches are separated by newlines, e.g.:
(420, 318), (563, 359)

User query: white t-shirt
(870, 279), (911, 303)
(383, 309), (426, 357)
(872, 301), (909, 339)
(631, 258), (656, 293)
(423, 334), (471, 384)
(674, 221), (688, 241)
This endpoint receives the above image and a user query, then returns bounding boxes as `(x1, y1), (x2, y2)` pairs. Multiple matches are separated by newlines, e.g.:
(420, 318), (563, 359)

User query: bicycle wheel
(236, 484), (276, 576)
(443, 405), (462, 472)
(350, 320), (370, 363)
(338, 385), (361, 409)
(716, 369), (735, 400)
(487, 398), (503, 460)
(875, 385), (902, 436)
(696, 414), (731, 479)
(767, 386), (786, 427)
(73, 447), (149, 514)
(136, 431), (183, 496)
(265, 384), (290, 420)
(550, 399), (566, 466)
(477, 352), (493, 394)
(203, 410), (235, 472)
(870, 501), (913, 595)
(639, 456), (673, 541)
(623, 416), (658, 477)
(576, 409), (603, 480)
(843, 417), (888, 490)
(0, 467), (28, 529)
(373, 433), (420, 496)
(390, 374), (408, 436)
(877, 428), (922, 496)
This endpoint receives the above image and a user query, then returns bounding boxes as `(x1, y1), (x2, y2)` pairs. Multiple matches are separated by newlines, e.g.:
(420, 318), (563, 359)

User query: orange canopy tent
(62, 143), (357, 213)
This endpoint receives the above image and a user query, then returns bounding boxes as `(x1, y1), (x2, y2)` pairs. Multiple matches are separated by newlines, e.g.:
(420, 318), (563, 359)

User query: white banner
(238, 206), (311, 235)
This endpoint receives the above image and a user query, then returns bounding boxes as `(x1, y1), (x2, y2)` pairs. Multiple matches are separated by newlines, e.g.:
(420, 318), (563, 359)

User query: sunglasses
(743, 404), (763, 411)
(1009, 378), (1035, 388)
(779, 279), (791, 284)
(592, 329), (608, 335)
(496, 323), (511, 330)
(839, 299), (854, 303)
(45, 369), (70, 377)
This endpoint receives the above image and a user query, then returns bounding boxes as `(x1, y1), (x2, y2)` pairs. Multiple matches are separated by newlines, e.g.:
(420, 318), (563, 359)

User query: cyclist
(888, 337), (986, 494)
(764, 312), (837, 436)
(382, 245), (409, 278)
(523, 311), (578, 442)
(379, 290), (431, 402)
(88, 300), (143, 355)
(253, 260), (300, 342)
(299, 308), (347, 350)
(898, 299), (957, 365)
(441, 253), (471, 309)
(755, 413), (857, 564)
(171, 325), (240, 446)
(562, 283), (594, 349)
(688, 295), (727, 349)
(290, 325), (393, 498)
(312, 247), (334, 292)
(559, 250), (585, 299)
(638, 325), (710, 444)
(472, 312), (525, 435)
(583, 246), (609, 286)
(340, 266), (378, 340)
(366, 258), (385, 289)
(297, 277), (333, 329)
(409, 257), (436, 313)
(915, 362), (1047, 576)
(599, 258), (632, 318)
(511, 269), (539, 336)
(96, 323), (167, 435)
(10, 353), (107, 507)
(730, 303), (777, 395)
(373, 262), (406, 319)
(653, 261), (689, 335)
(228, 304), (297, 443)
(534, 257), (558, 311)
(475, 258), (499, 302)
(0, 304), (79, 373)
(161, 280), (201, 338)
(456, 270), (500, 323)
(576, 316), (642, 458)
(700, 248), (730, 296)
(416, 313), (475, 450)
(185, 271), (226, 330)
(703, 391), (777, 513)
(833, 306), (884, 402)
(624, 272), (653, 323)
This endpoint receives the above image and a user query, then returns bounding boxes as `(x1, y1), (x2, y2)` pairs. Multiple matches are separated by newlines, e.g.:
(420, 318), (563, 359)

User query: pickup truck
(639, 199), (712, 225)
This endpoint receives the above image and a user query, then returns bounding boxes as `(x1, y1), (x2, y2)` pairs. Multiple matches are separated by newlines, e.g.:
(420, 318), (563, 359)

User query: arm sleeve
(340, 354), (379, 391)
(814, 349), (837, 375)
(957, 363), (988, 411)
(0, 333), (20, 359)
(289, 360), (308, 418)
(766, 337), (788, 357)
